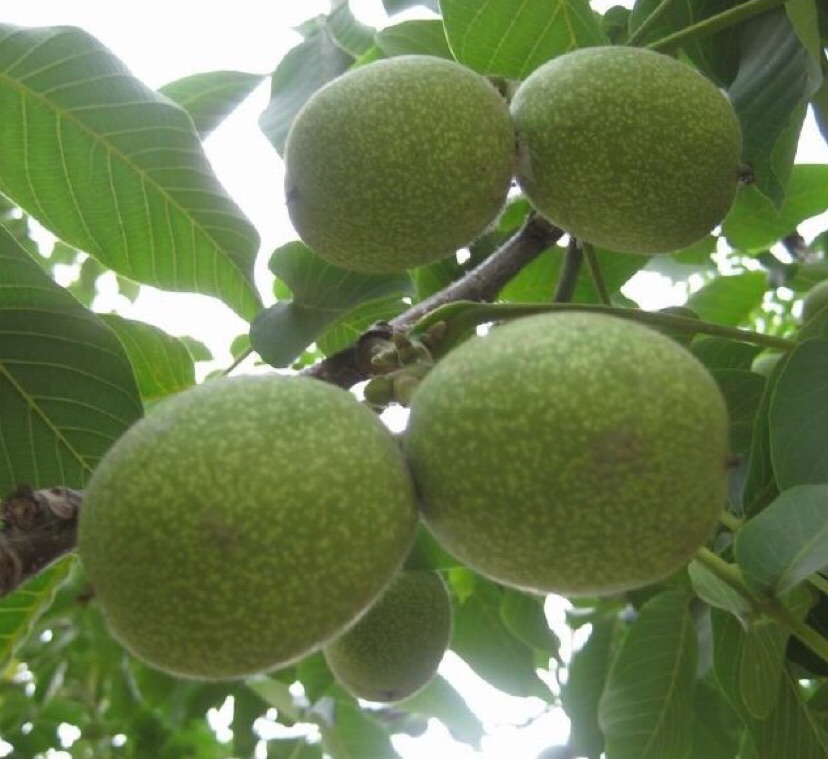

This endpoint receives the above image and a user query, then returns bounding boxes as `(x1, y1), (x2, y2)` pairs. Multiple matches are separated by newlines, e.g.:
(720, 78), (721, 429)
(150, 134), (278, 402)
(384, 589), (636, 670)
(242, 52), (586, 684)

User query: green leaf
(691, 337), (762, 372)
(727, 10), (823, 205)
(321, 698), (399, 759)
(232, 687), (267, 757)
(450, 578), (550, 699)
(267, 739), (323, 759)
(382, 0), (440, 15)
(747, 671), (828, 758)
(0, 556), (74, 671)
(631, 0), (741, 86)
(259, 21), (353, 157)
(383, 0), (440, 14)
(723, 165), (828, 251)
(741, 348), (791, 517)
(689, 679), (742, 759)
(768, 339), (828, 488)
(326, 3), (376, 57)
(375, 19), (453, 58)
(686, 272), (767, 326)
(688, 560), (752, 617)
(439, 0), (605, 78)
(710, 609), (788, 721)
(0, 223), (142, 493)
(397, 674), (484, 748)
(710, 369), (765, 453)
(734, 484), (828, 596)
(404, 525), (461, 571)
(159, 70), (264, 137)
(250, 243), (410, 368)
(0, 25), (261, 321)
(499, 589), (560, 659)
(316, 295), (408, 358)
(598, 591), (697, 759)
(561, 621), (615, 759)
(99, 314), (195, 401)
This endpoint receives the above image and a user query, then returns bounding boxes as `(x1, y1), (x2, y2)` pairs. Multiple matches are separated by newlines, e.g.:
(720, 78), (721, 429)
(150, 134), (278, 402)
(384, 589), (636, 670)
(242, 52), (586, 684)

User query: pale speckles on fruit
(284, 55), (515, 273)
(511, 47), (743, 253)
(404, 312), (730, 596)
(324, 570), (452, 703)
(78, 375), (418, 680)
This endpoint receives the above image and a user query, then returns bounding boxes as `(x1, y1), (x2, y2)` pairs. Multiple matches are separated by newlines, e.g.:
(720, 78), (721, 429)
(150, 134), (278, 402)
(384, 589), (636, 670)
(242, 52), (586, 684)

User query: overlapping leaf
(723, 165), (828, 251)
(159, 70), (264, 137)
(259, 20), (353, 157)
(0, 24), (261, 320)
(376, 19), (454, 59)
(439, 0), (605, 78)
(99, 314), (196, 401)
(0, 222), (142, 492)
(598, 591), (697, 759)
(251, 242), (411, 368)
(727, 10), (823, 205)
(768, 339), (828, 488)
(734, 484), (828, 595)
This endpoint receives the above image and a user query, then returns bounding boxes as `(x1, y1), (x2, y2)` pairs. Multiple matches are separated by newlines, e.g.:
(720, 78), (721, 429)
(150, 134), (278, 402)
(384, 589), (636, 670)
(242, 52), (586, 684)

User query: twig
(0, 485), (82, 597)
(647, 0), (789, 53)
(302, 214), (563, 388)
(580, 242), (612, 305)
(553, 238), (582, 303)
(626, 0), (682, 46)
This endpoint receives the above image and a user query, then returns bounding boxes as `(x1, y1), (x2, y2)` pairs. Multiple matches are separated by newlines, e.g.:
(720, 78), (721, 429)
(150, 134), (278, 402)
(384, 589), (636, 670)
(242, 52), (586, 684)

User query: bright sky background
(4, 2), (828, 758)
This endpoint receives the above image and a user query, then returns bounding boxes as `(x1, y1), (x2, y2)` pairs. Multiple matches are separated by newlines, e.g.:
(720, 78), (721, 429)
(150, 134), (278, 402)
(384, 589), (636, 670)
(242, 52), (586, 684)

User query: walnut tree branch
(302, 213), (563, 388)
(0, 485), (82, 597)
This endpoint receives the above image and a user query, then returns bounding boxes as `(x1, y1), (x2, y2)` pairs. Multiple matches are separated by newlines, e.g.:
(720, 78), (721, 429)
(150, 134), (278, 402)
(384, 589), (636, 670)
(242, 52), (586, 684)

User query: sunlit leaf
(450, 578), (550, 699)
(259, 21), (353, 157)
(0, 556), (74, 671)
(440, 0), (605, 78)
(159, 70), (264, 137)
(0, 25), (261, 320)
(723, 165), (828, 251)
(561, 620), (615, 759)
(376, 19), (453, 58)
(686, 272), (767, 326)
(599, 591), (696, 759)
(0, 223), (142, 493)
(100, 314), (195, 401)
(397, 674), (484, 748)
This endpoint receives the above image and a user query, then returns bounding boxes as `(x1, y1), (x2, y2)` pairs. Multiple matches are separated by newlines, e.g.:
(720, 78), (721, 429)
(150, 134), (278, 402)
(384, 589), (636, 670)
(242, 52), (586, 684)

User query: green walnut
(511, 47), (743, 253)
(78, 375), (418, 680)
(802, 279), (828, 323)
(404, 313), (730, 596)
(284, 55), (515, 273)
(324, 570), (452, 702)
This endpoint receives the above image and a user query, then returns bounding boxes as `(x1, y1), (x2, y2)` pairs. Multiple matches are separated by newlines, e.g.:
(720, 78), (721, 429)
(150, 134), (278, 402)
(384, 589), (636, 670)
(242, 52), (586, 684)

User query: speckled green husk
(284, 55), (515, 273)
(324, 570), (451, 702)
(511, 47), (742, 253)
(78, 375), (418, 680)
(404, 313), (729, 596)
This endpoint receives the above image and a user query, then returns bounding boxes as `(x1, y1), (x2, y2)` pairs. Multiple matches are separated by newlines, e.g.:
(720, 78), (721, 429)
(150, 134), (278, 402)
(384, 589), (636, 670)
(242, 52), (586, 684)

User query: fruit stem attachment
(694, 547), (828, 667)
(646, 0), (790, 53)
(626, 0), (683, 47)
(411, 300), (796, 359)
(580, 242), (612, 305)
(718, 510), (743, 532)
